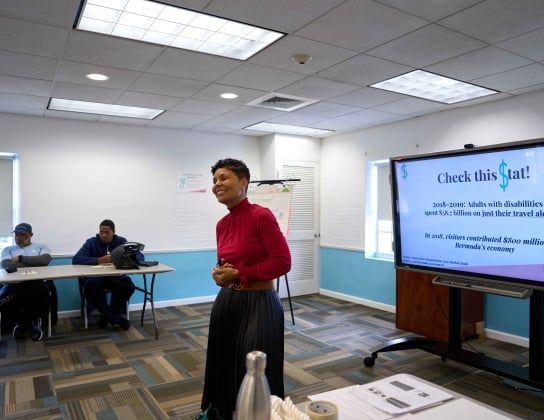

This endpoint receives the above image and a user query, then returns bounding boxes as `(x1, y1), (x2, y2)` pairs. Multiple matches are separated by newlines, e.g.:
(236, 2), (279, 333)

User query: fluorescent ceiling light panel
(76, 0), (284, 60)
(370, 70), (498, 104)
(48, 98), (164, 119)
(246, 122), (334, 137)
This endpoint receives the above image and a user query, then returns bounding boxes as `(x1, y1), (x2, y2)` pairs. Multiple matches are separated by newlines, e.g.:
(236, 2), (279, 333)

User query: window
(365, 159), (393, 261)
(0, 153), (19, 254)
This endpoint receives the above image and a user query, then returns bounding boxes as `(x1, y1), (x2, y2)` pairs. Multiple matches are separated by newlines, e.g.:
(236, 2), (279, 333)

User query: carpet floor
(0, 294), (543, 419)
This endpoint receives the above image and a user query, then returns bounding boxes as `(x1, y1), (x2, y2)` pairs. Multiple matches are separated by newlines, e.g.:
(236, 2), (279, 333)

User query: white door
(278, 161), (319, 296)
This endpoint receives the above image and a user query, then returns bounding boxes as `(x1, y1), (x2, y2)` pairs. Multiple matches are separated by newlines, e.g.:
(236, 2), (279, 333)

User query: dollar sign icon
(498, 159), (508, 191)
(401, 164), (408, 180)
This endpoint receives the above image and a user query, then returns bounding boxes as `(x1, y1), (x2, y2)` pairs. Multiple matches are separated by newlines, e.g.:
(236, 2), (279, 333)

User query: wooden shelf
(396, 270), (484, 342)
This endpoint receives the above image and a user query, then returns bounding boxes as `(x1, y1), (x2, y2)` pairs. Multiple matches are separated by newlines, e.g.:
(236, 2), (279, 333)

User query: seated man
(72, 219), (142, 330)
(0, 223), (58, 341)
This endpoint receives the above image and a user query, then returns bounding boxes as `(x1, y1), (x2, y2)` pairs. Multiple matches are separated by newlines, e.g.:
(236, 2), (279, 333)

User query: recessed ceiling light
(48, 98), (164, 119)
(86, 73), (110, 81)
(220, 92), (238, 99)
(370, 70), (498, 104)
(75, 0), (285, 60)
(246, 122), (334, 137)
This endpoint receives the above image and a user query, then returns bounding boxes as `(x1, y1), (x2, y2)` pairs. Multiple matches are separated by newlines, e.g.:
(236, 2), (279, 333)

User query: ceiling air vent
(247, 93), (317, 112)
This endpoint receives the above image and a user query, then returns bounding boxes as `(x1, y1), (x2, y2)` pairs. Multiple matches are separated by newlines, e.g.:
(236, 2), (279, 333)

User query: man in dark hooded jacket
(73, 219), (142, 330)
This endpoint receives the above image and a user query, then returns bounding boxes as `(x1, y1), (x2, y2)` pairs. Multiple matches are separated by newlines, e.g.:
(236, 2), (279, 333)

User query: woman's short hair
(211, 158), (250, 182)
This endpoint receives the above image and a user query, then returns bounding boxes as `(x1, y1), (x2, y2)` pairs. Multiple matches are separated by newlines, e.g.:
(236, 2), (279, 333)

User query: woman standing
(200, 158), (291, 420)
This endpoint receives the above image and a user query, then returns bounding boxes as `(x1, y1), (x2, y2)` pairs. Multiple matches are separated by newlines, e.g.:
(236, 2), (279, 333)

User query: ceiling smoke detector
(247, 93), (317, 111)
(291, 54), (312, 65)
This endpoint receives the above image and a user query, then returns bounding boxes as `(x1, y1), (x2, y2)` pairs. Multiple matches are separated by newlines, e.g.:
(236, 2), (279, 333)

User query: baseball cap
(13, 223), (32, 234)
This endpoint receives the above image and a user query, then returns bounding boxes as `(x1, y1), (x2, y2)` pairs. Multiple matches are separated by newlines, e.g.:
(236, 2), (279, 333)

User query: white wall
(1, 113), (262, 255)
(321, 90), (544, 248)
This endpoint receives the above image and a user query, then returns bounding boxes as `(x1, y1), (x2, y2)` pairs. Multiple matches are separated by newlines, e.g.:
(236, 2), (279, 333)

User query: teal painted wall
(320, 247), (530, 339)
(52, 250), (218, 312)
(53, 247), (531, 339)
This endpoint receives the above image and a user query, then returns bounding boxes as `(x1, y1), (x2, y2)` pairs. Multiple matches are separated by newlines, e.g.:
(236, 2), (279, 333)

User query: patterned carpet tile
(48, 340), (127, 373)
(147, 376), (204, 418)
(0, 374), (57, 416)
(63, 388), (169, 420)
(0, 295), (542, 419)
(52, 363), (143, 403)
(116, 334), (191, 359)
(0, 354), (51, 379)
(1, 407), (63, 419)
(129, 350), (206, 386)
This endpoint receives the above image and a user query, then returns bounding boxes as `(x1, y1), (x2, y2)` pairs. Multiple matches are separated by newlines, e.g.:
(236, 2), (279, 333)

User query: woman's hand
(212, 262), (237, 287)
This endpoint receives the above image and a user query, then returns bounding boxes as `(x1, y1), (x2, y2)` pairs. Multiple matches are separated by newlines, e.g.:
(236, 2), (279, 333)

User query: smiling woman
(201, 158), (291, 420)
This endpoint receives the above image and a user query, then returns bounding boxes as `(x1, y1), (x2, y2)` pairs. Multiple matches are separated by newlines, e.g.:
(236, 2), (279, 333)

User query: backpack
(111, 242), (144, 269)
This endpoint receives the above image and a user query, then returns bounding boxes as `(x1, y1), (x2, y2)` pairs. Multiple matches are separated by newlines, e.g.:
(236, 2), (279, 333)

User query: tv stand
(365, 278), (544, 390)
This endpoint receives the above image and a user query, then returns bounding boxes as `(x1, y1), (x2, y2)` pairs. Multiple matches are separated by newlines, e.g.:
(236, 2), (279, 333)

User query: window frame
(0, 153), (20, 254)
(365, 159), (394, 261)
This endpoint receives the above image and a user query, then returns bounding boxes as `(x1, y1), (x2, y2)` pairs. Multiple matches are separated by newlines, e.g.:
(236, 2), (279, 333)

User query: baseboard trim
(319, 289), (529, 348)
(319, 289), (396, 314)
(485, 328), (529, 348)
(58, 296), (217, 319)
(58, 293), (529, 349)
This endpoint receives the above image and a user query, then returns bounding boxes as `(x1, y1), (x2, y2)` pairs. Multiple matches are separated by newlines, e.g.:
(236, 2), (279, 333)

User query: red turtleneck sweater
(216, 198), (291, 286)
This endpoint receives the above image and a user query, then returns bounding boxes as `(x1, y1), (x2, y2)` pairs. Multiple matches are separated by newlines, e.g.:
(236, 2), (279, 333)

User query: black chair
(79, 277), (129, 329)
(0, 280), (56, 341)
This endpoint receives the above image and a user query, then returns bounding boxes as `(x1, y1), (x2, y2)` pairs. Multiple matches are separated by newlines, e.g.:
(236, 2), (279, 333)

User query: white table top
(0, 263), (174, 283)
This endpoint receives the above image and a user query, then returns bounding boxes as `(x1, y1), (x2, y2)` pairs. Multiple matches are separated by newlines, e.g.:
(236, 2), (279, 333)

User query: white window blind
(0, 156), (15, 237)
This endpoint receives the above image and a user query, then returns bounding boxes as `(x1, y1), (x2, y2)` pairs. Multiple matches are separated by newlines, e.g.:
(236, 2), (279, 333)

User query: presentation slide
(393, 145), (544, 283)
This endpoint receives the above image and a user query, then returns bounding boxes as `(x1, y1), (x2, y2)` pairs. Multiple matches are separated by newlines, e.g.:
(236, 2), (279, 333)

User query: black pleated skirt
(201, 287), (285, 420)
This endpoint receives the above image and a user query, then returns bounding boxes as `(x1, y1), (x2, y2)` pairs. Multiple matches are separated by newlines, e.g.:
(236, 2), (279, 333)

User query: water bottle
(234, 351), (271, 420)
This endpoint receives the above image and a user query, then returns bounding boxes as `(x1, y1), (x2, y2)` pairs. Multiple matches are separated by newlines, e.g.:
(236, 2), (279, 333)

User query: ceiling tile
(148, 110), (212, 129)
(367, 24), (486, 68)
(316, 54), (413, 86)
(0, 92), (49, 111)
(147, 48), (241, 81)
(0, 75), (52, 96)
(64, 31), (165, 71)
(204, 0), (345, 33)
(204, 106), (284, 129)
(473, 63), (544, 92)
(116, 92), (182, 110)
(296, 101), (361, 118)
(375, 0), (482, 22)
(1, 1), (544, 135)
(426, 46), (533, 81)
(173, 99), (237, 115)
(0, 0), (81, 28)
(497, 28), (544, 62)
(374, 97), (449, 115)
(191, 84), (268, 104)
(51, 82), (124, 104)
(278, 77), (359, 100)
(0, 51), (58, 80)
(218, 63), (306, 91)
(295, 0), (427, 52)
(249, 36), (357, 75)
(0, 16), (69, 58)
(439, 0), (544, 43)
(329, 87), (403, 108)
(55, 61), (142, 90)
(130, 73), (208, 98)
(268, 113), (325, 126)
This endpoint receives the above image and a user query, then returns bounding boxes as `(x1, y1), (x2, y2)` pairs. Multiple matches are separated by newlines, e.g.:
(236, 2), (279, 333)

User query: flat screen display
(390, 139), (544, 291)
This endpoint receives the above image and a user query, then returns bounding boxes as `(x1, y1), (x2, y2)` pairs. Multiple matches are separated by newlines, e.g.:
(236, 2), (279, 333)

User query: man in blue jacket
(72, 219), (142, 330)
